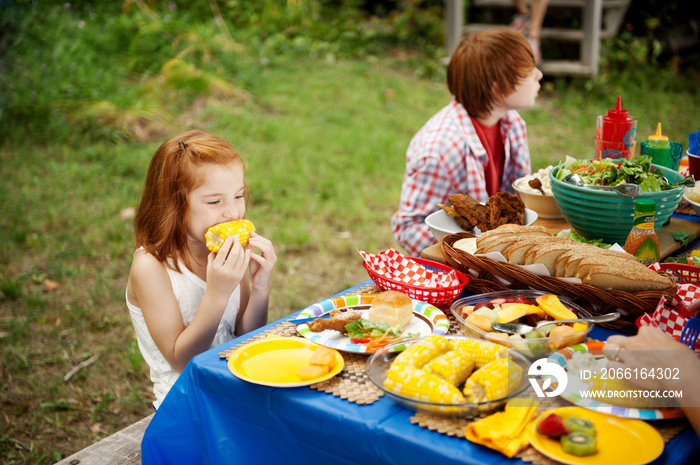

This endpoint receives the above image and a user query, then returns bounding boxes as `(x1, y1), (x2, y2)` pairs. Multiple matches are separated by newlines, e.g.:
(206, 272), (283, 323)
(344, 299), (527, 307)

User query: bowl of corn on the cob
(366, 334), (531, 417)
(450, 290), (594, 359)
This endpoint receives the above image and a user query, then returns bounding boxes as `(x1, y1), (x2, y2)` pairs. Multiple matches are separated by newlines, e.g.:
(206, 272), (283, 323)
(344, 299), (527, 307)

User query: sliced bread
(504, 236), (569, 265)
(582, 265), (675, 292)
(558, 246), (635, 278)
(523, 239), (578, 265)
(475, 225), (550, 250)
(528, 242), (584, 275)
(475, 235), (527, 254)
(574, 253), (640, 279)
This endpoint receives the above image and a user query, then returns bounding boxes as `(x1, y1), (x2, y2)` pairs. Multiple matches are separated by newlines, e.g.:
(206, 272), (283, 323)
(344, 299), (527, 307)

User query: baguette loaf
(523, 240), (579, 265)
(461, 227), (676, 293)
(555, 250), (584, 277)
(503, 236), (570, 265)
(527, 242), (583, 275)
(574, 254), (640, 279)
(582, 266), (675, 292)
(558, 247), (637, 278)
(475, 235), (528, 254)
(475, 224), (550, 250)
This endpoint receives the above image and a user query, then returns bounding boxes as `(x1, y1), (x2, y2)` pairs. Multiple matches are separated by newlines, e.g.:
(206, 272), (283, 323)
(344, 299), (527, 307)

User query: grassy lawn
(2, 4), (700, 463)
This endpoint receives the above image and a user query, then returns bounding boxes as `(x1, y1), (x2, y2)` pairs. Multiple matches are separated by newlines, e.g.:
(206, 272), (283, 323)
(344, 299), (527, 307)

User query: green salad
(555, 229), (611, 248)
(555, 155), (693, 193)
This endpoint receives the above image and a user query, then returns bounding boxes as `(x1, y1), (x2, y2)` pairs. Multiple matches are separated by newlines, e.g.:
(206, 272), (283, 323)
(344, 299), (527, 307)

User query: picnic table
(140, 279), (700, 464)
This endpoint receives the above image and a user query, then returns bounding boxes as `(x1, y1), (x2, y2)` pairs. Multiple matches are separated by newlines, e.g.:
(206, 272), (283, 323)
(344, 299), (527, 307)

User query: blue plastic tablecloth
(141, 282), (700, 465)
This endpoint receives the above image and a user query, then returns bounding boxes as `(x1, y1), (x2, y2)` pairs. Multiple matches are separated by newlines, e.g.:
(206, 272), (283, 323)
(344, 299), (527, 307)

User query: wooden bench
(54, 415), (153, 465)
(445, 0), (631, 78)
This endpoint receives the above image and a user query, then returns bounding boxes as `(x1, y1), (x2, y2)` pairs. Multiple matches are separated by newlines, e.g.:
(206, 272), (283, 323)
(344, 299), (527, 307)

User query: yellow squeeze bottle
(647, 122), (670, 148)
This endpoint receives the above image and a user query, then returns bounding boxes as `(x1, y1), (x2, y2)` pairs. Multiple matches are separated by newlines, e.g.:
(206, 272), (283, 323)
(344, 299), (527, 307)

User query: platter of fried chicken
(294, 292), (450, 354)
(426, 192), (538, 242)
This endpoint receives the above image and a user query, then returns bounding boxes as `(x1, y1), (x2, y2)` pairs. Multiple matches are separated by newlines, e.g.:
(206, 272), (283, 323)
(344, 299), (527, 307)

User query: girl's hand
(206, 235), (249, 301)
(245, 231), (276, 290)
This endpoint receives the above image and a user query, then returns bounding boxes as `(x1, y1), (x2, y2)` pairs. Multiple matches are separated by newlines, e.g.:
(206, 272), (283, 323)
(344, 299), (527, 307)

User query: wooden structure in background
(445, 0), (631, 78)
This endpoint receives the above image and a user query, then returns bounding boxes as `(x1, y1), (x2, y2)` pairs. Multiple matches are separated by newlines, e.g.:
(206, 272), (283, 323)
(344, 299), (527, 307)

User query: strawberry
(537, 413), (570, 439)
(489, 298), (507, 305)
(503, 295), (531, 304)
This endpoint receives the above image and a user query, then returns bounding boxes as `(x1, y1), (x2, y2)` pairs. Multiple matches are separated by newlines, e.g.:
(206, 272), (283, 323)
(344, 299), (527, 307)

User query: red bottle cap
(604, 96), (632, 123)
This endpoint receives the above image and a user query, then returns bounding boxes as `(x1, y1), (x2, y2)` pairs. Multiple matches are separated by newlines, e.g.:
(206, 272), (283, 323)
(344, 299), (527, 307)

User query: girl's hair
(447, 28), (536, 119)
(134, 130), (245, 272)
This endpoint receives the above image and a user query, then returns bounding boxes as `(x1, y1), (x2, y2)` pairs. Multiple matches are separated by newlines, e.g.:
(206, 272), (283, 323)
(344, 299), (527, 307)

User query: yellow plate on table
(227, 336), (344, 387)
(526, 406), (664, 465)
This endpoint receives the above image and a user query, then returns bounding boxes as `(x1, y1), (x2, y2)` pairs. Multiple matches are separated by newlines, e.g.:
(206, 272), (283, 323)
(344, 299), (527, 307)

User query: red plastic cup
(687, 151), (700, 180)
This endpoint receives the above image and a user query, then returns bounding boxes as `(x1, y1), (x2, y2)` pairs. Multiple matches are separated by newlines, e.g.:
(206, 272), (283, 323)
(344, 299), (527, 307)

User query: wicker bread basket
(440, 232), (678, 334)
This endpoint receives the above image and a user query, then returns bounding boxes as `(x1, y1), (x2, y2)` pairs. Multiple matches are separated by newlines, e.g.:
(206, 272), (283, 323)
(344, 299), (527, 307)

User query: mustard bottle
(647, 122), (670, 149)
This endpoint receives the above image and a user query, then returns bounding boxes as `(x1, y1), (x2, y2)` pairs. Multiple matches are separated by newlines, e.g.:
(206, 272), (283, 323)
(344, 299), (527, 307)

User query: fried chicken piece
(446, 193), (491, 231)
(448, 193), (480, 217)
(454, 215), (477, 231)
(307, 309), (361, 333)
(438, 191), (525, 233)
(438, 202), (476, 230)
(485, 191), (525, 228)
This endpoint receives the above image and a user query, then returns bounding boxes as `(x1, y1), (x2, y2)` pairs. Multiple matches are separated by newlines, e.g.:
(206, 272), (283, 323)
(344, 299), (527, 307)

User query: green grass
(1, 2), (700, 463)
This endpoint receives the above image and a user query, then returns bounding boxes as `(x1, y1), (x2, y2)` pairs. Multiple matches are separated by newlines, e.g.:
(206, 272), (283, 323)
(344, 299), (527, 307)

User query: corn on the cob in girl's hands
(384, 365), (467, 404)
(425, 350), (476, 386)
(205, 219), (255, 252)
(464, 358), (523, 403)
(394, 334), (451, 368)
(452, 338), (508, 368)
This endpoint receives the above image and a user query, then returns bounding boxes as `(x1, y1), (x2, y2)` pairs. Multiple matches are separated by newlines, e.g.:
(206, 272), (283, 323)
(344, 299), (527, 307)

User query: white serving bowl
(512, 182), (563, 219)
(426, 208), (538, 243)
(683, 181), (700, 216)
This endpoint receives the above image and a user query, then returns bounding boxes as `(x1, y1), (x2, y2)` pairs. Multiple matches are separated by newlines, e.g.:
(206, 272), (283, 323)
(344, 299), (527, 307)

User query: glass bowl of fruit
(450, 290), (594, 358)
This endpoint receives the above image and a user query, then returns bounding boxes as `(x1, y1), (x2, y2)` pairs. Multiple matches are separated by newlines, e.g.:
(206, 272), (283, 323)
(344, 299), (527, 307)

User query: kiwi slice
(561, 432), (597, 456)
(565, 416), (596, 436)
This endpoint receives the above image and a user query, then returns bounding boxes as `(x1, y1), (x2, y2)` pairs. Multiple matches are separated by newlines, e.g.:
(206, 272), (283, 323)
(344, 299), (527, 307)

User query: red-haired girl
(126, 131), (276, 408)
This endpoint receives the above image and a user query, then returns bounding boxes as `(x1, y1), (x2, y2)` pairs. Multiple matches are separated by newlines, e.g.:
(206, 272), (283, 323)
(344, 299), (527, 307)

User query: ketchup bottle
(597, 96), (637, 159)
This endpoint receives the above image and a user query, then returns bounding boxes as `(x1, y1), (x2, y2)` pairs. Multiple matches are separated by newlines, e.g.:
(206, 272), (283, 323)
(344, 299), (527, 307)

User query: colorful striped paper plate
(294, 294), (450, 354)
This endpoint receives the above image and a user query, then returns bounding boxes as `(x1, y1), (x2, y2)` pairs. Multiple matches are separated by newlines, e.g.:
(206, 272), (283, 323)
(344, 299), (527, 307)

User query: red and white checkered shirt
(391, 98), (531, 256)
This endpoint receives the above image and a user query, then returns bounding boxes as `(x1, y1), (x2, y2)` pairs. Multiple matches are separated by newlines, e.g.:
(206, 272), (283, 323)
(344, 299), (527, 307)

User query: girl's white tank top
(126, 249), (240, 408)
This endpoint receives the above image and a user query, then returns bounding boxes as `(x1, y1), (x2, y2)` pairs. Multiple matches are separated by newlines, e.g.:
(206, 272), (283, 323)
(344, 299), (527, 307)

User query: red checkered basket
(637, 262), (700, 354)
(658, 262), (700, 285)
(362, 257), (469, 308)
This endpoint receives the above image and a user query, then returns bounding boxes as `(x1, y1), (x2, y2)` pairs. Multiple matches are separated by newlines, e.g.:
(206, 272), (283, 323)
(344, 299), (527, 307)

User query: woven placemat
(219, 283), (386, 405)
(410, 394), (689, 464)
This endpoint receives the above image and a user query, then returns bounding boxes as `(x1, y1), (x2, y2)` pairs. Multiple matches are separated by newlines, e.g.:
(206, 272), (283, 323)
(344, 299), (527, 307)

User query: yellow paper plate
(526, 406), (664, 465)
(227, 336), (344, 387)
